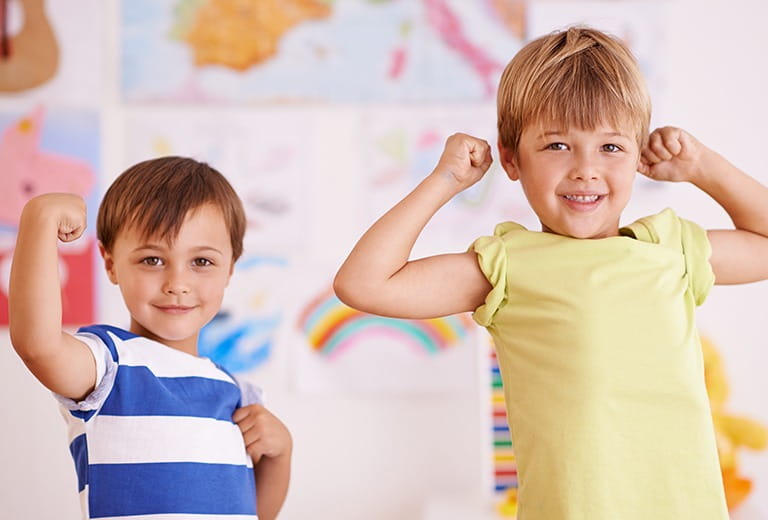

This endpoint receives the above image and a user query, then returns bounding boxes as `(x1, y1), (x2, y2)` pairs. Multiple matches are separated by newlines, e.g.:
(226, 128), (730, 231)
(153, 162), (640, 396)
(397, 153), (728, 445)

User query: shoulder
(491, 221), (528, 238)
(623, 209), (714, 303)
(621, 208), (708, 250)
(620, 208), (677, 243)
(74, 324), (139, 361)
(471, 221), (532, 255)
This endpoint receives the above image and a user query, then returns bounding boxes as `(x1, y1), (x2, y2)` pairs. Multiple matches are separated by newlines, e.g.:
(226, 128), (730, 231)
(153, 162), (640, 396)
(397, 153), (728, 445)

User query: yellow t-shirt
(472, 209), (728, 520)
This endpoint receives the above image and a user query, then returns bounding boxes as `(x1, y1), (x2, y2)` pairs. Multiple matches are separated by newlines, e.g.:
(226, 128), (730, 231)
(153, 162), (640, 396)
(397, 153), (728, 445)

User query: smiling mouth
(563, 194), (602, 203)
(155, 305), (195, 314)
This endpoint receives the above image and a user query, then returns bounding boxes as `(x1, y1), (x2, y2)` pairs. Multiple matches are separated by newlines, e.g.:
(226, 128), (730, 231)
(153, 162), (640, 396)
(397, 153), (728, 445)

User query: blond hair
(497, 26), (651, 153)
(97, 156), (246, 261)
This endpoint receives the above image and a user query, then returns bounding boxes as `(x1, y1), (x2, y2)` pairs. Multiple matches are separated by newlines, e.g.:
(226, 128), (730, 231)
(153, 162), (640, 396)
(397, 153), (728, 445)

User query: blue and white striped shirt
(57, 325), (260, 519)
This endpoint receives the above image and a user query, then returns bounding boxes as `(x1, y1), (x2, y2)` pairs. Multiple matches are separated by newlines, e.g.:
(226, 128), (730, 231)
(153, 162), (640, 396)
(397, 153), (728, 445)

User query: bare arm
(233, 404), (292, 520)
(640, 127), (768, 284)
(9, 193), (97, 399)
(334, 133), (493, 319)
(254, 451), (291, 520)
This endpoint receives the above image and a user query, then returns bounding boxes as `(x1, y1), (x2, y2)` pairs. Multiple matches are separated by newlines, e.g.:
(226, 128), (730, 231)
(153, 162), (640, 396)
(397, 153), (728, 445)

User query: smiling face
(500, 122), (641, 239)
(100, 204), (234, 354)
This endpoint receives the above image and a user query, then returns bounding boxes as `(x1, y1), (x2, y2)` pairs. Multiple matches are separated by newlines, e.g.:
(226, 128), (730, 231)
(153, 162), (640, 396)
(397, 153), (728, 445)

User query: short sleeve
(623, 208), (714, 307)
(54, 333), (118, 413)
(234, 376), (265, 407)
(470, 222), (522, 327)
(679, 217), (715, 306)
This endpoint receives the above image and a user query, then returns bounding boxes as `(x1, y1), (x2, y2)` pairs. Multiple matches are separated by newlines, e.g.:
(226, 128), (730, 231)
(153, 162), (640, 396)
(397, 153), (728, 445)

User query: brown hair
(497, 26), (651, 154)
(97, 156), (246, 261)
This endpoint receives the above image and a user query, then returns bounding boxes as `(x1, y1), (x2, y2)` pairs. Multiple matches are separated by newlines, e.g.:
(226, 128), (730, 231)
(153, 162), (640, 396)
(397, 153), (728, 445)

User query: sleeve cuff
(471, 233), (508, 327)
(54, 334), (118, 412)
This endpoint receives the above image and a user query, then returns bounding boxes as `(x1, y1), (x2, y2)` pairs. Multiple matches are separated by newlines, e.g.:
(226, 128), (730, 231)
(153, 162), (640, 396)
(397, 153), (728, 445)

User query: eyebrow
(131, 244), (225, 256)
(600, 131), (631, 139)
(539, 130), (631, 139)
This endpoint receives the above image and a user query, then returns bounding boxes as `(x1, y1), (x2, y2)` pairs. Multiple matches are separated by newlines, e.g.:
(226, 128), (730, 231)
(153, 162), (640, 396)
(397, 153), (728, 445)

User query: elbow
(333, 270), (374, 313)
(332, 271), (357, 308)
(9, 325), (32, 360)
(9, 321), (57, 366)
(9, 338), (51, 380)
(9, 332), (45, 366)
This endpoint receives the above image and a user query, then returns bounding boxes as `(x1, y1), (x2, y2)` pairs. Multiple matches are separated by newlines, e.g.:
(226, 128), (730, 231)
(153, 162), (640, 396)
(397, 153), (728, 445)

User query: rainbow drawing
(298, 288), (474, 359)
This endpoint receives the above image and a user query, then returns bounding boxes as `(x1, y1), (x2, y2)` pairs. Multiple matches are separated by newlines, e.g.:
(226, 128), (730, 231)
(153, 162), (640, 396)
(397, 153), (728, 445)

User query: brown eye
(141, 257), (162, 266)
(193, 258), (213, 267)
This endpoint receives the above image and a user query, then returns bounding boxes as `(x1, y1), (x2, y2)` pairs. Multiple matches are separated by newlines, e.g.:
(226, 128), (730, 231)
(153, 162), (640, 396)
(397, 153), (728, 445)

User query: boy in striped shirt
(9, 157), (291, 519)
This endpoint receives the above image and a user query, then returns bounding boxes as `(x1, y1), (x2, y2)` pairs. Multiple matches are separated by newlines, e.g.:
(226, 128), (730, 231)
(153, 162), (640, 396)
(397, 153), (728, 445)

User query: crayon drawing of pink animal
(0, 106), (95, 227)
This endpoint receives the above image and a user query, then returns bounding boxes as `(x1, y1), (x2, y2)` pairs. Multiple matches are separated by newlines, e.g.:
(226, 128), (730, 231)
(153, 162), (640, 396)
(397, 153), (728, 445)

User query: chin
(138, 325), (195, 344)
(542, 223), (584, 239)
(158, 329), (197, 342)
(544, 217), (619, 239)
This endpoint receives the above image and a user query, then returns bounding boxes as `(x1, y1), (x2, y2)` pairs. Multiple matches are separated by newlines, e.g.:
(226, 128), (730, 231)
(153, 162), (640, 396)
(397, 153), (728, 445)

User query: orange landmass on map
(184, 0), (331, 71)
(491, 0), (526, 40)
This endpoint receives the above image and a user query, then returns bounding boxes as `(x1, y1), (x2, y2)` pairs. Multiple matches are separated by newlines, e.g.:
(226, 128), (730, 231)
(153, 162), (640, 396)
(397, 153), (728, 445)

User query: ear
(98, 242), (118, 285)
(497, 139), (520, 181)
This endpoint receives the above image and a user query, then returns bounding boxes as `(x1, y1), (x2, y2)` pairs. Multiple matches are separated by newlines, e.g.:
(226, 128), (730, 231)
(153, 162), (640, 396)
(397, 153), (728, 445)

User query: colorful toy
(701, 336), (767, 510)
(496, 487), (518, 518)
(490, 344), (518, 518)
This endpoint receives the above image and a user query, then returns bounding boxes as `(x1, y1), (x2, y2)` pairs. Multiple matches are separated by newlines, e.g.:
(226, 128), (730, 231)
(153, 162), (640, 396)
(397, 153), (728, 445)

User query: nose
(163, 269), (190, 295)
(569, 152), (599, 181)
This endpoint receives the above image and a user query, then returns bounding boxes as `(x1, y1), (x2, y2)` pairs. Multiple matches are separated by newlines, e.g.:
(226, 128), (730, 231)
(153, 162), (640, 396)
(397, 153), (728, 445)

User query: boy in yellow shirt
(334, 26), (768, 519)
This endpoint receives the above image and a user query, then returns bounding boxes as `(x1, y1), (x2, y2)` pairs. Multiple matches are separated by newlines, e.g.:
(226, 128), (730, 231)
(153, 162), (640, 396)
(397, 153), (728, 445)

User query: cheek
(610, 176), (636, 206)
(116, 284), (141, 315)
(203, 274), (230, 299)
(118, 275), (153, 305)
(520, 175), (555, 201)
(618, 169), (637, 189)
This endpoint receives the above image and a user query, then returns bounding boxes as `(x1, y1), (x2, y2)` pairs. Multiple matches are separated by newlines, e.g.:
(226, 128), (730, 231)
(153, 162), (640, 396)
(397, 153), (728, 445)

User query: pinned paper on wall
(359, 107), (537, 252)
(125, 110), (312, 255)
(0, 107), (99, 325)
(122, 0), (526, 103)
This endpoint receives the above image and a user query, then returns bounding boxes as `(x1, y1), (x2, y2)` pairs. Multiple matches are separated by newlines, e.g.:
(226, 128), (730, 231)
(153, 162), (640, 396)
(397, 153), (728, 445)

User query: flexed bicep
(336, 250), (491, 319)
(334, 133), (493, 319)
(708, 229), (768, 285)
(9, 194), (97, 400)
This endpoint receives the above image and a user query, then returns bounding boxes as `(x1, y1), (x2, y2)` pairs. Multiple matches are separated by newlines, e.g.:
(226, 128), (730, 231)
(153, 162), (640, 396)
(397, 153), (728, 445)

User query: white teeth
(564, 194), (599, 202)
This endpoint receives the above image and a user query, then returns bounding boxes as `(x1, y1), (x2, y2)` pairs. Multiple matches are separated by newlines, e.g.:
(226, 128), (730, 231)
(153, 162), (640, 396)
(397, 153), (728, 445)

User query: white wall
(658, 3), (768, 519)
(2, 1), (768, 519)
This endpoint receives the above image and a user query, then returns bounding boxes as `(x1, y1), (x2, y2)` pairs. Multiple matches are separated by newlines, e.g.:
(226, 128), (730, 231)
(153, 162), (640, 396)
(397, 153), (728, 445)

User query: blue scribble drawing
(199, 311), (281, 374)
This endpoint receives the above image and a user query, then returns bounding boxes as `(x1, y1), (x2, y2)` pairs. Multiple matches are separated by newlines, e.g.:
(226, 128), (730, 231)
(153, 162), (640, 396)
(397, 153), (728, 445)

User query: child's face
(100, 204), (234, 354)
(500, 122), (640, 239)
